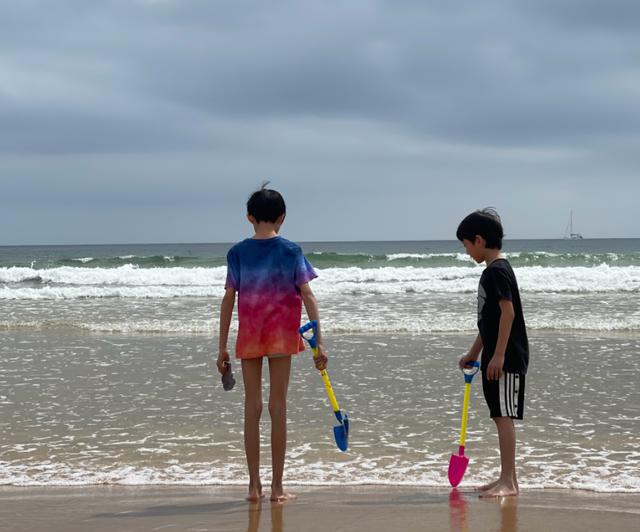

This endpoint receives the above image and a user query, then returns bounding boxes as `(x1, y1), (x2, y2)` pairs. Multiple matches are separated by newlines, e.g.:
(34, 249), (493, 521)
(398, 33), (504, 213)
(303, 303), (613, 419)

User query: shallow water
(1, 330), (638, 492)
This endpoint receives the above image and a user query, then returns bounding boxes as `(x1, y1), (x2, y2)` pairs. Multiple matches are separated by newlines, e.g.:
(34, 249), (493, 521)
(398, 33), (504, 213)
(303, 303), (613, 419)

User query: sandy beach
(1, 486), (639, 532)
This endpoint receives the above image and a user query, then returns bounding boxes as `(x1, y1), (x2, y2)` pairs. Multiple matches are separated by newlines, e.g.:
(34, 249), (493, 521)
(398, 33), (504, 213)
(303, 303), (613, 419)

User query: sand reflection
(246, 501), (285, 532)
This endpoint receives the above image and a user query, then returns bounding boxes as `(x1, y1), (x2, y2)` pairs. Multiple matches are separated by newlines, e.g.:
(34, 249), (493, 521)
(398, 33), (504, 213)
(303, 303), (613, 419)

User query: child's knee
(268, 400), (286, 419)
(492, 416), (515, 431)
(245, 400), (263, 418)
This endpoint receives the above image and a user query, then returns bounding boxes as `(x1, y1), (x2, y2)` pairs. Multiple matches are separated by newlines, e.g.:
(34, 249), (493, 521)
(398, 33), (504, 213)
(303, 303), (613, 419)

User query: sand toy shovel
(448, 361), (480, 487)
(299, 320), (349, 451)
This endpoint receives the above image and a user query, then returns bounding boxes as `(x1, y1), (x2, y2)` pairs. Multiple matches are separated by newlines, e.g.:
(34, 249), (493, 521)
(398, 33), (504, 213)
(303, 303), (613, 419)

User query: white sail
(564, 210), (583, 239)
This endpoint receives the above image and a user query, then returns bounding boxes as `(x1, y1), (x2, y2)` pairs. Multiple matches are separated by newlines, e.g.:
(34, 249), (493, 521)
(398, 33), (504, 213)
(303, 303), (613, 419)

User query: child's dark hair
(456, 208), (504, 249)
(246, 182), (286, 223)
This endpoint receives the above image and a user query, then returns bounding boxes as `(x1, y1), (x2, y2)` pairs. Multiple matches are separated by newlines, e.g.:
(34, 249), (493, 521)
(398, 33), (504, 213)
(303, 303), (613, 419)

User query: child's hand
(458, 352), (479, 370)
(217, 350), (230, 375)
(314, 344), (328, 371)
(486, 354), (504, 380)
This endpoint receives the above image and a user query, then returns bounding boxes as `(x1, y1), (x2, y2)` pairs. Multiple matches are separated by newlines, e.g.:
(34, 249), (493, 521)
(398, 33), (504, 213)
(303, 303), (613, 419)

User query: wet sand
(1, 486), (638, 532)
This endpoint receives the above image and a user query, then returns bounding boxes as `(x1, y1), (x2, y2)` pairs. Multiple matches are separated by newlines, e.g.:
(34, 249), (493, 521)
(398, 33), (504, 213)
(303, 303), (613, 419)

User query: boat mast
(569, 210), (573, 235)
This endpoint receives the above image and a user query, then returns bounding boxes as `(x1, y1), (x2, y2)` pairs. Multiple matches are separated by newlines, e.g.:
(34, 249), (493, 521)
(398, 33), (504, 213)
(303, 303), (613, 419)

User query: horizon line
(1, 236), (639, 247)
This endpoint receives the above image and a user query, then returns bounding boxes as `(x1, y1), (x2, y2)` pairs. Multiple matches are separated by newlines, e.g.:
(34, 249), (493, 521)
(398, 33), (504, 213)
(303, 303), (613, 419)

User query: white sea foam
(312, 265), (640, 295)
(0, 265), (226, 288)
(1, 460), (638, 492)
(385, 253), (471, 261)
(2, 313), (638, 333)
(322, 315), (640, 333)
(1, 264), (639, 299)
(386, 253), (431, 260)
(0, 285), (219, 300)
(81, 319), (216, 334)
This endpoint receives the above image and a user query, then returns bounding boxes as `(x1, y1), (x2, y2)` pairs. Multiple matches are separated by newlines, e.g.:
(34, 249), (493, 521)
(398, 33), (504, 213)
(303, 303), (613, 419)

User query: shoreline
(2, 481), (639, 493)
(1, 486), (638, 532)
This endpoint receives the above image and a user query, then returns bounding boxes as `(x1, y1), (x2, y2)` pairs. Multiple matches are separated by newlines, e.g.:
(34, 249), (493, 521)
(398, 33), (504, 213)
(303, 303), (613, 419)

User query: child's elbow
(299, 283), (314, 300)
(301, 293), (315, 307)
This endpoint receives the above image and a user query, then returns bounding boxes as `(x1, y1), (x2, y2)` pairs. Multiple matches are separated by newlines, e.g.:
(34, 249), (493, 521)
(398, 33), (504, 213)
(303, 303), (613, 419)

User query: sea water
(0, 239), (639, 491)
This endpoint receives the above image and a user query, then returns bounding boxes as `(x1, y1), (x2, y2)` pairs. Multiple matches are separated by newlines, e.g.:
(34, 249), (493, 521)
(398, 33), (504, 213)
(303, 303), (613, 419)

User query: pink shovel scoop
(448, 361), (480, 487)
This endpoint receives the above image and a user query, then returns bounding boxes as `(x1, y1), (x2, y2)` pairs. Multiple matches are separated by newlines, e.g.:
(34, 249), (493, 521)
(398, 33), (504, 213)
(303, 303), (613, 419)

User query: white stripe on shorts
(498, 373), (519, 417)
(499, 373), (507, 416)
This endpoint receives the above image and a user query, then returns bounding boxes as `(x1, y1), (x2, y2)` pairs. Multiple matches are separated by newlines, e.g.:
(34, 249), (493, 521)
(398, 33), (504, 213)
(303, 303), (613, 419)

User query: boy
(456, 208), (529, 497)
(217, 184), (327, 503)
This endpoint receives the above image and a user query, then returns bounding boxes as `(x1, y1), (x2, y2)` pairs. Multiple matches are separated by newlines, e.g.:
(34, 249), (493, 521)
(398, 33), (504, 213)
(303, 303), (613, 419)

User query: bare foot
(477, 479), (499, 492)
(246, 482), (264, 502)
(270, 492), (297, 503)
(479, 481), (518, 498)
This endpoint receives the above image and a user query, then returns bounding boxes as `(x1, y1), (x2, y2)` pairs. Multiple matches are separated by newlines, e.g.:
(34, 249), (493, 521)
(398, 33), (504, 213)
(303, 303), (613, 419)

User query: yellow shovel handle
(459, 381), (472, 447)
(312, 347), (341, 413)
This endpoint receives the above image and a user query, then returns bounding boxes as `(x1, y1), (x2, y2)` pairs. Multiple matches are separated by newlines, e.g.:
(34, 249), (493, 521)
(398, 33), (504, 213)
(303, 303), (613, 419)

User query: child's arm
(486, 298), (515, 380)
(458, 334), (483, 369)
(299, 282), (328, 370)
(216, 287), (236, 374)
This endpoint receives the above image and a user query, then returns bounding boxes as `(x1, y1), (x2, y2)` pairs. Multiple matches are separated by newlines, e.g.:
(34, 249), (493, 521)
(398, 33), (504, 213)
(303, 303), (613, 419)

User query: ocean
(1, 239), (639, 492)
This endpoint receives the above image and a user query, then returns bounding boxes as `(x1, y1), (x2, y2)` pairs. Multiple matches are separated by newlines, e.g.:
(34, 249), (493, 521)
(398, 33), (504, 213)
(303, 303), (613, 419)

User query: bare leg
(480, 417), (519, 498)
(242, 358), (264, 501)
(267, 355), (296, 503)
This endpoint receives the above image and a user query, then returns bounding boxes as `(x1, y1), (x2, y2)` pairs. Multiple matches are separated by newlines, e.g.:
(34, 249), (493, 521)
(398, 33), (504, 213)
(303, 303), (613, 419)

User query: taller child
(217, 185), (328, 503)
(456, 208), (529, 497)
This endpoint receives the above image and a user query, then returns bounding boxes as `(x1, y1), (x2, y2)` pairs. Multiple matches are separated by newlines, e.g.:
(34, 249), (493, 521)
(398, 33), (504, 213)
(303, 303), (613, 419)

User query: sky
(1, 0), (639, 244)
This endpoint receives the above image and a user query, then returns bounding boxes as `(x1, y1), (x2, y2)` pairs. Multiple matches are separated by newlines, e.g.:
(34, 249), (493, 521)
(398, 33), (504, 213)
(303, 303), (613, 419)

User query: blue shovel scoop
(299, 320), (349, 451)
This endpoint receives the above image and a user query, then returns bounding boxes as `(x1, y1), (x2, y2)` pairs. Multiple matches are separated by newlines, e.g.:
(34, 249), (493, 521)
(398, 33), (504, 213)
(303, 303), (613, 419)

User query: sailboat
(564, 210), (583, 240)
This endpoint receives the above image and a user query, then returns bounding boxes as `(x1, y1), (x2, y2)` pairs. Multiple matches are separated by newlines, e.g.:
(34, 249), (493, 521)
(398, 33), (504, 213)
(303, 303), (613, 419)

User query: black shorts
(482, 372), (526, 420)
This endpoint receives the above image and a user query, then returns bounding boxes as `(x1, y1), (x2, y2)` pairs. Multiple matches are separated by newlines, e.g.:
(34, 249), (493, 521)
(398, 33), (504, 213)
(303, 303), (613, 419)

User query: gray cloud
(0, 0), (638, 243)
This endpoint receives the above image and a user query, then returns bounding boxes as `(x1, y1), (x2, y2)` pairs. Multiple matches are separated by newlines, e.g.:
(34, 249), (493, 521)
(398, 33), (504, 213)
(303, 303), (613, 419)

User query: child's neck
(483, 248), (503, 266)
(252, 224), (279, 239)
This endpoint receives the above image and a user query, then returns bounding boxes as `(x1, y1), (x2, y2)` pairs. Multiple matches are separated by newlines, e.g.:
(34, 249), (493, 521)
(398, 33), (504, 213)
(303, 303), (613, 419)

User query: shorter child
(456, 208), (529, 497)
(217, 184), (327, 503)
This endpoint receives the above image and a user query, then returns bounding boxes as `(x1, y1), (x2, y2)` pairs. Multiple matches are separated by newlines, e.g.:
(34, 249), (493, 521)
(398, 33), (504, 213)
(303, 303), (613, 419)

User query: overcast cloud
(1, 0), (639, 244)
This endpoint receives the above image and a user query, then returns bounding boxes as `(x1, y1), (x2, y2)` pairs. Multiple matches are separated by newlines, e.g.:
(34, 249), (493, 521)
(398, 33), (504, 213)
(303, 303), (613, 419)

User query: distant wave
(1, 264), (639, 299)
(306, 251), (640, 268)
(0, 265), (226, 287)
(3, 251), (638, 270)
(54, 255), (219, 269)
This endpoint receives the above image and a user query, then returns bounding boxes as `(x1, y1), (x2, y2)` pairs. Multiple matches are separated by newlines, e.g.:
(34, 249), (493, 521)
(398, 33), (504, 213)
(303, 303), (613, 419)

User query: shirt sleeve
(487, 267), (513, 302)
(294, 250), (318, 287)
(225, 248), (240, 290)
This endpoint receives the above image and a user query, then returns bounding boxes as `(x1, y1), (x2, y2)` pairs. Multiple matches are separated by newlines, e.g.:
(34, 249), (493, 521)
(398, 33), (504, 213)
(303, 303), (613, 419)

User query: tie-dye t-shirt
(225, 236), (317, 359)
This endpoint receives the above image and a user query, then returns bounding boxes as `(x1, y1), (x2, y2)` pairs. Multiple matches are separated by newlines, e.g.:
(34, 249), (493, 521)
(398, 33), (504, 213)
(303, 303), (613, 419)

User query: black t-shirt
(477, 258), (529, 374)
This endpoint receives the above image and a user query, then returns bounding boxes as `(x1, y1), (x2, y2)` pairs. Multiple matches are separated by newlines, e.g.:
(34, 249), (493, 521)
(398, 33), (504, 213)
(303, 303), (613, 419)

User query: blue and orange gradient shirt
(225, 236), (317, 359)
